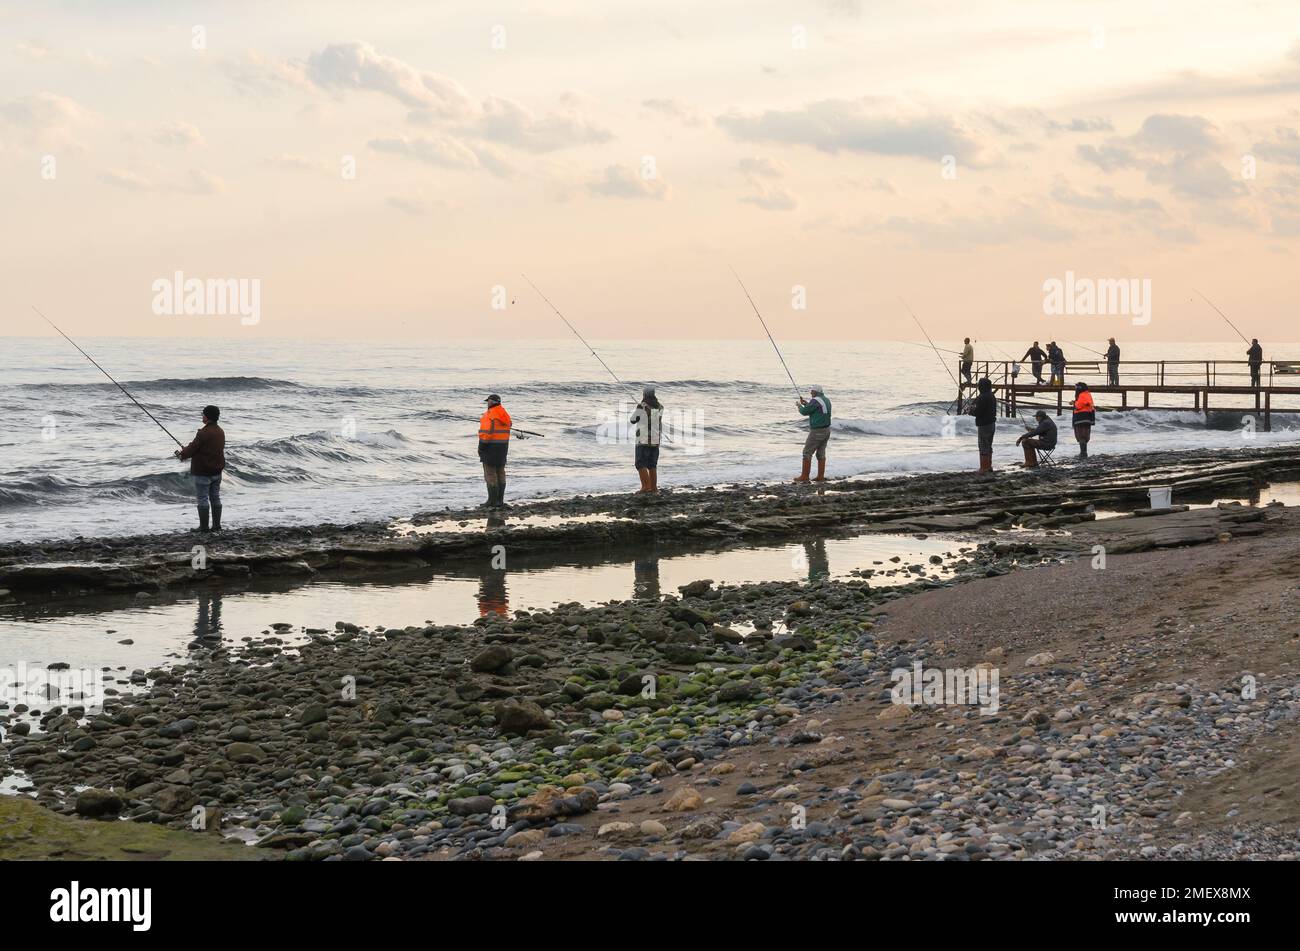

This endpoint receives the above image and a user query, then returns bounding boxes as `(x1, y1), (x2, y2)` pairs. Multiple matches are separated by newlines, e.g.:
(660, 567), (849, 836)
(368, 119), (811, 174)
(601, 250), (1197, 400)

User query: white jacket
(629, 402), (663, 446)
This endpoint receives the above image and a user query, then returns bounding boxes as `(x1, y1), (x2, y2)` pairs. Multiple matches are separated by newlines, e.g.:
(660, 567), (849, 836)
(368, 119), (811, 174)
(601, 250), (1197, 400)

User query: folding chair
(1036, 447), (1057, 468)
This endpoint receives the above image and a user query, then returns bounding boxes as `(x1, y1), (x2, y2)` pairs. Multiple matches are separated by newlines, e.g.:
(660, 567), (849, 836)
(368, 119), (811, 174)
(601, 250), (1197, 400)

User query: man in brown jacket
(175, 404), (226, 531)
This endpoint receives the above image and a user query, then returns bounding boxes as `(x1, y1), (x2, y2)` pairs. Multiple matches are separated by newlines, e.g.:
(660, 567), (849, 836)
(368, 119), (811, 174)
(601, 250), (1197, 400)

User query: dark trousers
(1031, 362), (1043, 384)
(960, 361), (972, 383)
(1107, 364), (1119, 386)
(1250, 363), (1261, 387)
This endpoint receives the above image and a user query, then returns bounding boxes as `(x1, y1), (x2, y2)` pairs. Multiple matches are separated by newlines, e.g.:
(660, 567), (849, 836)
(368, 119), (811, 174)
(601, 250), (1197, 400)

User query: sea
(2, 337), (1297, 542)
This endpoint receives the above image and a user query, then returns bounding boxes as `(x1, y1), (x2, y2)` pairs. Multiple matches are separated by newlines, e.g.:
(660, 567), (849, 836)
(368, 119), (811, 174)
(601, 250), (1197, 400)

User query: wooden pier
(956, 359), (1300, 432)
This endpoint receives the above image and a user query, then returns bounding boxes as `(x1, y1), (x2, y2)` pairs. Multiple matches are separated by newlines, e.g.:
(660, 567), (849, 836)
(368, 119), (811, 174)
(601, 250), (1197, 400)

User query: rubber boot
(211, 504), (222, 531)
(793, 458), (811, 483)
(1078, 444), (1088, 460)
(977, 453), (993, 474)
(483, 484), (495, 508)
(1022, 443), (1038, 468)
(497, 479), (510, 509)
(198, 507), (210, 532)
(813, 458), (827, 482)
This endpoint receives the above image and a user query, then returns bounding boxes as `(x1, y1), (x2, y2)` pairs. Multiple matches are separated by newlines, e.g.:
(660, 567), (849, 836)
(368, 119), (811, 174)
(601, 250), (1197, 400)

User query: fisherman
(969, 376), (997, 474)
(1105, 338), (1120, 386)
(478, 393), (512, 508)
(1021, 341), (1047, 384)
(795, 384), (832, 483)
(1047, 341), (1066, 385)
(1247, 338), (1264, 387)
(629, 385), (663, 493)
(960, 338), (974, 384)
(1072, 382), (1096, 459)
(174, 404), (226, 532)
(1015, 410), (1057, 468)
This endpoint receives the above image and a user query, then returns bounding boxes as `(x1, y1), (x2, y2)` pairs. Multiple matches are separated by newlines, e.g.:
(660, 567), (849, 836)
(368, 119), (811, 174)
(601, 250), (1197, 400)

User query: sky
(1, 0), (1297, 340)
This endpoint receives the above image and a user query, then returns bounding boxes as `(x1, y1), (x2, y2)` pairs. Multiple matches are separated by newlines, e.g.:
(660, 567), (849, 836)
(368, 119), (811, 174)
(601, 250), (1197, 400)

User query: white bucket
(1148, 486), (1172, 508)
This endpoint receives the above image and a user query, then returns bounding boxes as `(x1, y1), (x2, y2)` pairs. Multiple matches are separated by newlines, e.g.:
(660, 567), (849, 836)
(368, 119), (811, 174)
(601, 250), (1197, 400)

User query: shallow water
(0, 530), (967, 718)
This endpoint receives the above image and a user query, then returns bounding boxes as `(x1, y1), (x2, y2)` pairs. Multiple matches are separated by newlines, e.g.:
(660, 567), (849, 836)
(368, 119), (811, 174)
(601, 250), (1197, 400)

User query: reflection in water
(194, 592), (224, 642)
(478, 569), (509, 617)
(633, 554), (661, 600)
(803, 539), (830, 581)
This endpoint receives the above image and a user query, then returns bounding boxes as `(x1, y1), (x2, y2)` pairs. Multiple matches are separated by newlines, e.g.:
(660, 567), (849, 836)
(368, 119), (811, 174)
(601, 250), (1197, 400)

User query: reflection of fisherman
(633, 554), (661, 600)
(194, 592), (223, 641)
(802, 538), (830, 581)
(477, 569), (509, 618)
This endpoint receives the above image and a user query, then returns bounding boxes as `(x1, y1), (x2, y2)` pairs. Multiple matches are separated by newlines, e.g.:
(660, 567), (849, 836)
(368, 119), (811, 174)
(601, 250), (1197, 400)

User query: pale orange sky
(1, 0), (1297, 340)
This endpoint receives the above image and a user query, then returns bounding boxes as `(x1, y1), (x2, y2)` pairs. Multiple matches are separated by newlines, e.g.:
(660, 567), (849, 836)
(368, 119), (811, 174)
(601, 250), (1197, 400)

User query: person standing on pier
(478, 393), (512, 509)
(1047, 342), (1066, 386)
(1072, 382), (1095, 460)
(1021, 341), (1047, 384)
(629, 385), (663, 494)
(1247, 338), (1264, 387)
(969, 376), (996, 474)
(175, 404), (225, 532)
(960, 338), (974, 384)
(1106, 338), (1120, 386)
(794, 384), (832, 483)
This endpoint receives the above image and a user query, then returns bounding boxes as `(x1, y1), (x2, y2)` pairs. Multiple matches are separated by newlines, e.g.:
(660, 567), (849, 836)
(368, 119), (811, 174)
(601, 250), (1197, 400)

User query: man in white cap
(629, 385), (663, 493)
(795, 385), (832, 483)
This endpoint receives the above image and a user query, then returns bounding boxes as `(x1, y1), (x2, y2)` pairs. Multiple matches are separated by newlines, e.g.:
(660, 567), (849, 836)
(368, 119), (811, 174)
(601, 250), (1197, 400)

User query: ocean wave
(16, 376), (305, 393)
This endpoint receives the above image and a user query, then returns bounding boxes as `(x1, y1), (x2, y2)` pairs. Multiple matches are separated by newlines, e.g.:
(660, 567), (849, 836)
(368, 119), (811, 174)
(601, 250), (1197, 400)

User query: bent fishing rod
(1064, 339), (1107, 358)
(730, 265), (802, 401)
(900, 298), (966, 414)
(1192, 289), (1250, 344)
(33, 305), (185, 450)
(520, 274), (673, 443)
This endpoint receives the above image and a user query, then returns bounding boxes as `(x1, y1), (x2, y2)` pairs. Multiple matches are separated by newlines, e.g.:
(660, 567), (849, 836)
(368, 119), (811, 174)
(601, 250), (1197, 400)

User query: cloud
(1254, 127), (1300, 166)
(740, 182), (799, 211)
(368, 134), (512, 177)
(305, 42), (474, 117)
(642, 97), (707, 126)
(181, 169), (226, 194)
(738, 156), (786, 178)
(717, 99), (993, 166)
(153, 121), (205, 148)
(1147, 153), (1246, 200)
(473, 96), (611, 152)
(15, 40), (53, 61)
(99, 169), (153, 191)
(0, 91), (88, 147)
(875, 203), (1072, 250)
(587, 164), (669, 200)
(1051, 182), (1163, 214)
(220, 51), (313, 98)
(1076, 113), (1246, 202)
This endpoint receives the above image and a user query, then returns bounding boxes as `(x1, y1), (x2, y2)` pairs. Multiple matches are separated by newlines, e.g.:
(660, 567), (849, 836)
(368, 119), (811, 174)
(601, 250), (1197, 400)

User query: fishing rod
(519, 274), (673, 444)
(730, 265), (802, 400)
(898, 339), (962, 356)
(33, 305), (184, 449)
(521, 273), (622, 385)
(1065, 339), (1107, 358)
(1192, 289), (1250, 344)
(900, 299), (965, 415)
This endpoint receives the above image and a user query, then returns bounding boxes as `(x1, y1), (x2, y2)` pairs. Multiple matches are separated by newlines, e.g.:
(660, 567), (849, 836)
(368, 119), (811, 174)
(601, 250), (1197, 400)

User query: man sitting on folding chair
(1016, 410), (1057, 468)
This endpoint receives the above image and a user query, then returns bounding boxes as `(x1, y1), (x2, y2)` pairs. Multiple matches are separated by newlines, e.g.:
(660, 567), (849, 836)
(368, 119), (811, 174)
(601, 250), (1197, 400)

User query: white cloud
(717, 99), (994, 166)
(474, 96), (611, 152)
(738, 156), (786, 178)
(305, 42), (475, 117)
(642, 97), (707, 126)
(740, 182), (799, 211)
(153, 121), (205, 148)
(587, 164), (669, 200)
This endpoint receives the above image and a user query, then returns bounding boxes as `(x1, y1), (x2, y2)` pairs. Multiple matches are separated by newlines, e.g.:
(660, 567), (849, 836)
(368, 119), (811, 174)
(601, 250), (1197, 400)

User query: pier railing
(955, 359), (1300, 431)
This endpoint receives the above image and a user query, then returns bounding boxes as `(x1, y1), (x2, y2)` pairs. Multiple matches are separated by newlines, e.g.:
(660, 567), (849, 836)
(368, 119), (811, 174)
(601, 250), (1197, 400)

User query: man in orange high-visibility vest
(1071, 382), (1095, 460)
(478, 393), (513, 508)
